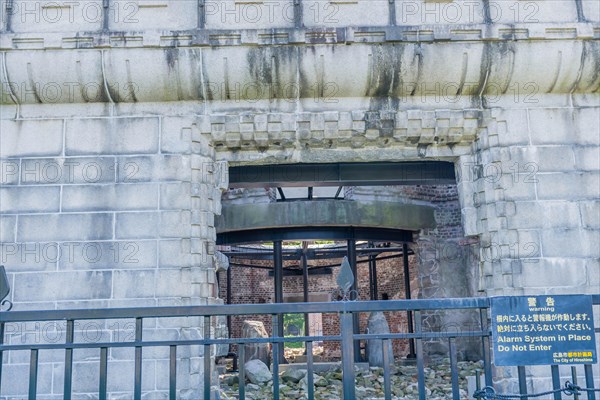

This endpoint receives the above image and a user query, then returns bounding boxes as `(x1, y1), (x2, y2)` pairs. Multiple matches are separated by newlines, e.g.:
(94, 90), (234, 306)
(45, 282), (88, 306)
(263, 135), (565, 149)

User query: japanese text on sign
(490, 295), (597, 366)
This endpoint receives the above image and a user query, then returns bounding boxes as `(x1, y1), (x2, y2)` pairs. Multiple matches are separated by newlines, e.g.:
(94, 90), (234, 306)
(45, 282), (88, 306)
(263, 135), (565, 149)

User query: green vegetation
(284, 313), (305, 349)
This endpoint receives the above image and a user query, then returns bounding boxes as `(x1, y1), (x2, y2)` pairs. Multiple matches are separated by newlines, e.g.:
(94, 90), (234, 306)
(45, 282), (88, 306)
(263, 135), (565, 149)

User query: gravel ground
(218, 359), (484, 399)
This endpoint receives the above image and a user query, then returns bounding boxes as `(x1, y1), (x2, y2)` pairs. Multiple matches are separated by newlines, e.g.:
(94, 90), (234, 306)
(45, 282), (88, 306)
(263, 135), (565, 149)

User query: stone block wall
(456, 105), (600, 298)
(455, 104), (600, 392)
(0, 113), (226, 398)
(1, 0), (599, 394)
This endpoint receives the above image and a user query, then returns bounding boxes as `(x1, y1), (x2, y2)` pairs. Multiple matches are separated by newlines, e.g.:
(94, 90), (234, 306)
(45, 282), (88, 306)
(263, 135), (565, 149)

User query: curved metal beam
(217, 226), (413, 245)
(216, 199), (435, 235)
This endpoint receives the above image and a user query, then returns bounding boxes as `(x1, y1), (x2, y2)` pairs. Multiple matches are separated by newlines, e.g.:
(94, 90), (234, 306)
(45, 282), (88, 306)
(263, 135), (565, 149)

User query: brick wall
(218, 251), (420, 360)
(218, 183), (478, 361)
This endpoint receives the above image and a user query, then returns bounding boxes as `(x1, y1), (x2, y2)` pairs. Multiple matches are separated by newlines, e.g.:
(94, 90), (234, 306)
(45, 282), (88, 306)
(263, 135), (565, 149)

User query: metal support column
(226, 267), (232, 347)
(302, 242), (310, 340)
(347, 240), (361, 362)
(368, 242), (375, 300)
(403, 243), (416, 358)
(372, 255), (378, 300)
(273, 240), (285, 363)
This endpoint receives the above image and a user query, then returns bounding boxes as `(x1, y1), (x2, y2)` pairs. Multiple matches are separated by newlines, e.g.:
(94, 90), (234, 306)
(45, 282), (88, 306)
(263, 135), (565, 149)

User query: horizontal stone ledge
(215, 200), (436, 234)
(1, 23), (598, 50)
(2, 40), (598, 105)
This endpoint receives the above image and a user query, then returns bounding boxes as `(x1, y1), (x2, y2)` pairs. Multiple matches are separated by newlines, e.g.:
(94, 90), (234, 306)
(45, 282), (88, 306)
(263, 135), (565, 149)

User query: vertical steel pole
(273, 240), (285, 363)
(302, 243), (310, 368)
(403, 243), (416, 358)
(134, 318), (143, 400)
(347, 240), (361, 362)
(99, 347), (108, 400)
(368, 250), (375, 300)
(340, 312), (356, 400)
(0, 321), (4, 391)
(584, 364), (596, 400)
(570, 366), (579, 400)
(226, 267), (232, 350)
(29, 349), (39, 400)
(518, 366), (528, 399)
(64, 320), (74, 400)
(204, 316), (212, 400)
(372, 254), (378, 301)
(272, 315), (280, 400)
(480, 307), (493, 388)
(414, 310), (426, 400)
(551, 365), (562, 400)
(169, 346), (177, 400)
(302, 242), (310, 338)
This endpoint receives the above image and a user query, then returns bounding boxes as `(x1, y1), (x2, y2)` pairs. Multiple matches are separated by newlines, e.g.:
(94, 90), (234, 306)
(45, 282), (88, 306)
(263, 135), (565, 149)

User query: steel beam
(217, 227), (413, 245)
(228, 161), (455, 188)
(222, 246), (413, 259)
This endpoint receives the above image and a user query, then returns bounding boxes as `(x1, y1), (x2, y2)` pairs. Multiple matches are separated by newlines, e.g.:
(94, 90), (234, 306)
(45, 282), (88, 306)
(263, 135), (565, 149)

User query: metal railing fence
(1, 296), (598, 400)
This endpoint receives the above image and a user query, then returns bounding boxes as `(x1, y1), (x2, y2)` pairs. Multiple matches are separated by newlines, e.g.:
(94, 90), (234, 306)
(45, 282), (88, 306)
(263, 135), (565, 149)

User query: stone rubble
(219, 360), (484, 399)
(244, 359), (274, 385)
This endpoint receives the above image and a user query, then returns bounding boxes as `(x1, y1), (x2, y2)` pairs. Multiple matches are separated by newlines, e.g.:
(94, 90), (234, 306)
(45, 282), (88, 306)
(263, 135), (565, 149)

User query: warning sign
(490, 295), (597, 366)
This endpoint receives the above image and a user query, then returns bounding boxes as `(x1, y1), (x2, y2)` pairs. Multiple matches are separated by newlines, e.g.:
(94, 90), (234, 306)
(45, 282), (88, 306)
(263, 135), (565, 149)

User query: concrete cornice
(1, 37), (599, 105)
(1, 23), (599, 50)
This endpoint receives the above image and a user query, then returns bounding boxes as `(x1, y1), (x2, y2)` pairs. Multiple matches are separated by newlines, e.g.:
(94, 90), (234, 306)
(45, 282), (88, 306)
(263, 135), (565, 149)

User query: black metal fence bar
(480, 308), (494, 387)
(0, 297), (597, 399)
(272, 314), (281, 400)
(64, 319), (74, 400)
(552, 364), (562, 400)
(0, 330), (494, 353)
(169, 345), (177, 400)
(449, 337), (459, 400)
(0, 297), (496, 322)
(414, 310), (426, 400)
(584, 364), (596, 400)
(134, 318), (143, 400)
(382, 338), (392, 400)
(28, 348), (38, 400)
(571, 366), (580, 400)
(99, 347), (108, 400)
(0, 322), (5, 393)
(340, 312), (355, 400)
(306, 341), (315, 399)
(238, 344), (246, 400)
(518, 365), (528, 398)
(204, 316), (211, 400)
